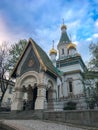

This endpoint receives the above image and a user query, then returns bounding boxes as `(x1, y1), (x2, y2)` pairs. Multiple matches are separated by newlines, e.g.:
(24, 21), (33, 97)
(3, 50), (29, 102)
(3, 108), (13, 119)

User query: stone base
(35, 97), (45, 109)
(11, 100), (23, 111)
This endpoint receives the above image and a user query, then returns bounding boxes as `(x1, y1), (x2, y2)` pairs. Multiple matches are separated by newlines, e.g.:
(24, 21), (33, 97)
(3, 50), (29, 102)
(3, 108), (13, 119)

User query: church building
(11, 23), (88, 111)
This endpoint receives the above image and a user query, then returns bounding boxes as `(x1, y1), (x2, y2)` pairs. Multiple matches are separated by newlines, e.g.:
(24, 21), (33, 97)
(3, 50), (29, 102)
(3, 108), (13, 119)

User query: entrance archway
(18, 72), (39, 110)
(22, 83), (38, 110)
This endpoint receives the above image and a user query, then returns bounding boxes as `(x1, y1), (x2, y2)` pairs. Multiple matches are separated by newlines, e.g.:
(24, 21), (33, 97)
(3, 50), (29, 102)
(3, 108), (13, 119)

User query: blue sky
(0, 0), (98, 63)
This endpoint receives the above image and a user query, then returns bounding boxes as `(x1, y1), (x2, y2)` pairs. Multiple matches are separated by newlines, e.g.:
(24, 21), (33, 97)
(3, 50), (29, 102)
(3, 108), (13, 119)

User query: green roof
(31, 39), (62, 78)
(11, 38), (62, 79)
(58, 31), (71, 46)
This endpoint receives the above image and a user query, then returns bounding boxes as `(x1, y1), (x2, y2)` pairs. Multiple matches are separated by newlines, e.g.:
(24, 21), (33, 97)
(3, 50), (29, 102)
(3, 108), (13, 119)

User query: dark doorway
(23, 84), (38, 110)
(32, 86), (37, 109)
(46, 90), (48, 102)
(46, 88), (54, 110)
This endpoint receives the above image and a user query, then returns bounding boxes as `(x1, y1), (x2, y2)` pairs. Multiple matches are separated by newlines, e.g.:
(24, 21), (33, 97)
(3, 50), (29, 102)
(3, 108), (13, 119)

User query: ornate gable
(19, 44), (40, 76)
(11, 38), (62, 79)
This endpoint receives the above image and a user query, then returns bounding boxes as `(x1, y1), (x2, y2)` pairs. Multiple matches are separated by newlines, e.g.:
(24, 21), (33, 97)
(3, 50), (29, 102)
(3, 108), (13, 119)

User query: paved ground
(2, 120), (91, 130)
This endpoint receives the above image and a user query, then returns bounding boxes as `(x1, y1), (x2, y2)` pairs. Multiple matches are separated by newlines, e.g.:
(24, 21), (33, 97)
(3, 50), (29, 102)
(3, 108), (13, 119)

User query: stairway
(0, 110), (44, 120)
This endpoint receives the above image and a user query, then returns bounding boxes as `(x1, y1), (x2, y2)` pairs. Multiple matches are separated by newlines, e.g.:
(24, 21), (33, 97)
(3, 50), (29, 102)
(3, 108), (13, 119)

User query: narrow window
(69, 81), (73, 92)
(62, 49), (64, 55)
(58, 85), (60, 98)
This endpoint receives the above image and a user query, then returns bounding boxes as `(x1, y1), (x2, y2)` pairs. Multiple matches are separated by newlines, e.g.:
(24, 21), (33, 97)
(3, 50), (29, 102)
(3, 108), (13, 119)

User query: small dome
(61, 24), (67, 30)
(67, 43), (76, 50)
(49, 48), (57, 55)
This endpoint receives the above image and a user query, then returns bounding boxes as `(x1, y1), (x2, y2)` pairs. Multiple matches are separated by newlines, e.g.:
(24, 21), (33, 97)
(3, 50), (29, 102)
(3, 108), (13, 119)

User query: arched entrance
(22, 83), (38, 110)
(17, 71), (40, 110)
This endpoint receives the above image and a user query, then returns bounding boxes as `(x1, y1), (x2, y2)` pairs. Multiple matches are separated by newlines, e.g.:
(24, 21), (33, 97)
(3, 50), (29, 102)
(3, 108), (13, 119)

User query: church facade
(11, 24), (89, 111)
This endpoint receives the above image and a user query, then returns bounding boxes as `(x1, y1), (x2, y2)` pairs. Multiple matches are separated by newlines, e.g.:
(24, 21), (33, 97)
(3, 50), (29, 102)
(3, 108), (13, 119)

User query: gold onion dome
(67, 42), (76, 49)
(49, 48), (57, 55)
(49, 41), (57, 55)
(61, 24), (67, 30)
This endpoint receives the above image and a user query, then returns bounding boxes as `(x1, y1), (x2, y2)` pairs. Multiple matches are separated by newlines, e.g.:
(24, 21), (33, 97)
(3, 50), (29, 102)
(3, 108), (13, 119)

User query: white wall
(58, 64), (84, 73)
(63, 73), (83, 96)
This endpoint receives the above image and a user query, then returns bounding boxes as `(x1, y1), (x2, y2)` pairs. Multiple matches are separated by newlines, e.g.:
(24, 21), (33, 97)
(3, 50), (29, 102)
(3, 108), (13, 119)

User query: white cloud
(73, 41), (79, 45)
(0, 15), (29, 46)
(95, 19), (98, 27)
(86, 37), (92, 41)
(93, 33), (98, 38)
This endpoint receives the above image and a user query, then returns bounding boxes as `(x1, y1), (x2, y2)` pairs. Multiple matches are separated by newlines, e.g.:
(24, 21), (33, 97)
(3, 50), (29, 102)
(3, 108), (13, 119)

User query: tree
(0, 42), (10, 106)
(7, 39), (27, 71)
(0, 39), (27, 107)
(82, 71), (98, 109)
(88, 42), (98, 70)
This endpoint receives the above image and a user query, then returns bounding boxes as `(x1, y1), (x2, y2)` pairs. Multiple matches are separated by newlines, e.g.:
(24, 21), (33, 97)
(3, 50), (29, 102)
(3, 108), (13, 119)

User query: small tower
(49, 40), (57, 66)
(57, 20), (71, 59)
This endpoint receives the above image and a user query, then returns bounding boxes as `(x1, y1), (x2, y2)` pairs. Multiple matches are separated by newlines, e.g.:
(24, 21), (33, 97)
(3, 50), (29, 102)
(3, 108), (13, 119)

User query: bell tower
(57, 20), (71, 59)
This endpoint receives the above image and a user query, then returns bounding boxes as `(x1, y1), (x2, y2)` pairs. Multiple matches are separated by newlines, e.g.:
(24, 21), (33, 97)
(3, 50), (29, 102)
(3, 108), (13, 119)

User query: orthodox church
(11, 23), (87, 111)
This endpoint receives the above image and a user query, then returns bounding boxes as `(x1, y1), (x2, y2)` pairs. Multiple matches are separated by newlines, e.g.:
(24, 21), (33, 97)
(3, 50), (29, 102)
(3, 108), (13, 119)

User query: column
(35, 84), (46, 109)
(11, 87), (24, 111)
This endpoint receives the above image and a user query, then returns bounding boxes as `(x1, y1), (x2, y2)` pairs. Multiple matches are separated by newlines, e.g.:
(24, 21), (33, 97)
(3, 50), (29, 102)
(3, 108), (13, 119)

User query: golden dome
(61, 24), (67, 30)
(67, 43), (76, 50)
(49, 48), (57, 55)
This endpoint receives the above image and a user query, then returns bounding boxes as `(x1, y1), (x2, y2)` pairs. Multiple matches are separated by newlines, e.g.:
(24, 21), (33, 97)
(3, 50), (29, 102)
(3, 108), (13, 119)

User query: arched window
(62, 49), (64, 55)
(67, 78), (73, 93)
(69, 81), (73, 92)
(58, 85), (60, 98)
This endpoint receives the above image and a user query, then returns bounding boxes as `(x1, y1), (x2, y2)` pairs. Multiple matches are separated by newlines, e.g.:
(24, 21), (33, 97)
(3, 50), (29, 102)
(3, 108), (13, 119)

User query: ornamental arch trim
(17, 71), (40, 88)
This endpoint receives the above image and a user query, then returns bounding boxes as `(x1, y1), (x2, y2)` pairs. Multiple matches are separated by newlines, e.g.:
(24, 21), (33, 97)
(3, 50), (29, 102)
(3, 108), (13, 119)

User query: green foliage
(89, 42), (98, 70)
(7, 39), (27, 71)
(84, 82), (98, 109)
(63, 101), (77, 110)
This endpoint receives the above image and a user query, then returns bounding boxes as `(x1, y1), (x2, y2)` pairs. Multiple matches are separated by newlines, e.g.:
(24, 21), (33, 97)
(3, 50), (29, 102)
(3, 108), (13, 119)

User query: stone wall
(43, 110), (98, 127)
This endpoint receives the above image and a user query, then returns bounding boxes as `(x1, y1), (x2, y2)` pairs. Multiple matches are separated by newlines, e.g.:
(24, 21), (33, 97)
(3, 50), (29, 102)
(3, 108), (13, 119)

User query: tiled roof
(58, 31), (70, 46)
(11, 38), (62, 79)
(30, 38), (62, 78)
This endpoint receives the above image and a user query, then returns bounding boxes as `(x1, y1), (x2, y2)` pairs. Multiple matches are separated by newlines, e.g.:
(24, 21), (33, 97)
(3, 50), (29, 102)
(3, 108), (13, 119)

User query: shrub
(63, 101), (77, 110)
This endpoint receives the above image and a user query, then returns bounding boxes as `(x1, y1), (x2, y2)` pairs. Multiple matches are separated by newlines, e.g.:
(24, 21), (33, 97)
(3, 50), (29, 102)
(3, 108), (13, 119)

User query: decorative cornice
(63, 70), (82, 75)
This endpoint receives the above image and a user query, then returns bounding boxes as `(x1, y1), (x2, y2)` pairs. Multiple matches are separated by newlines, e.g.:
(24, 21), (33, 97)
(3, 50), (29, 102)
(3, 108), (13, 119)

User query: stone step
(0, 110), (43, 120)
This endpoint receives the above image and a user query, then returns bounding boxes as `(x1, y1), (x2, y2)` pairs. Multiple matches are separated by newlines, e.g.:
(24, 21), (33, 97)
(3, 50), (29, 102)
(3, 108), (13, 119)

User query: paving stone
(2, 120), (90, 130)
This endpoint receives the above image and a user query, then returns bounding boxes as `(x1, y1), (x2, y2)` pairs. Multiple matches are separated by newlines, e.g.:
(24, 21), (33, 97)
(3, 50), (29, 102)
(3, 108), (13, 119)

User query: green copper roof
(31, 39), (62, 78)
(58, 30), (71, 46)
(11, 38), (62, 79)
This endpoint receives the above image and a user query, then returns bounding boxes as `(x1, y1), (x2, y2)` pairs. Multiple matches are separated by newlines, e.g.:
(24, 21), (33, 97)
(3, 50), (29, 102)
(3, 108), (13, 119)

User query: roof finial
(62, 18), (64, 25)
(52, 40), (54, 48)
(61, 18), (67, 30)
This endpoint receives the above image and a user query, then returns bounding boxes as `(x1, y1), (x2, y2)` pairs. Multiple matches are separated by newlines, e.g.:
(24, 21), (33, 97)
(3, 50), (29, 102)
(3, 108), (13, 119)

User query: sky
(0, 0), (98, 63)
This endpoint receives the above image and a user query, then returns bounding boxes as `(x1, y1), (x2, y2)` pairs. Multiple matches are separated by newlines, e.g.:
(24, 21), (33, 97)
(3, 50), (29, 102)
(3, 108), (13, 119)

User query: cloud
(0, 14), (31, 46)
(0, 0), (98, 62)
(86, 37), (92, 42)
(93, 33), (98, 38)
(95, 19), (98, 27)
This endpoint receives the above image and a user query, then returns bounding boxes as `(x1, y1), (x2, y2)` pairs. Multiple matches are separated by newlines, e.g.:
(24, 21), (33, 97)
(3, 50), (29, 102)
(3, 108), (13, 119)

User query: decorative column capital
(37, 83), (46, 88)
